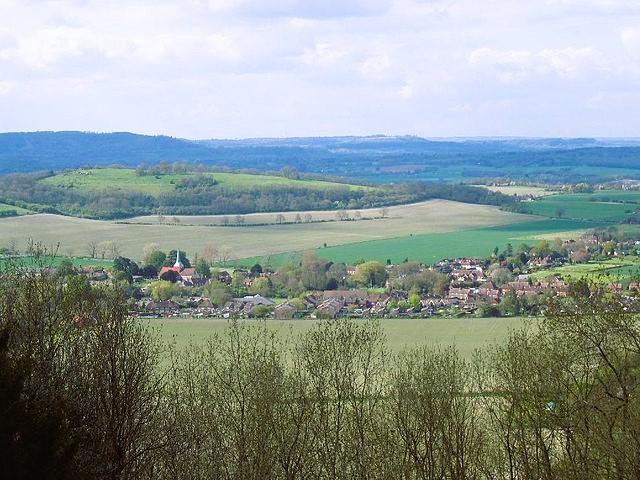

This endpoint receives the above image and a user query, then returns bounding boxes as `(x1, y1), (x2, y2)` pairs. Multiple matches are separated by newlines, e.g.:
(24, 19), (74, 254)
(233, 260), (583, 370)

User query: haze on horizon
(1, 0), (640, 139)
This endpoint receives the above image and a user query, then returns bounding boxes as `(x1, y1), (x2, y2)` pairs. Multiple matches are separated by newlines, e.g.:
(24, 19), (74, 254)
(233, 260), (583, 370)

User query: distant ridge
(1, 131), (639, 182)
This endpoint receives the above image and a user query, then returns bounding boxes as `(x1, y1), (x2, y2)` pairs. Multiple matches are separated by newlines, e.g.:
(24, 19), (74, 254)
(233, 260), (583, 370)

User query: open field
(0, 255), (113, 270)
(241, 219), (600, 267)
(0, 203), (32, 215)
(41, 168), (369, 196)
(126, 199), (521, 226)
(524, 190), (640, 222)
(0, 200), (534, 261)
(480, 185), (557, 197)
(530, 257), (640, 283)
(148, 316), (532, 358)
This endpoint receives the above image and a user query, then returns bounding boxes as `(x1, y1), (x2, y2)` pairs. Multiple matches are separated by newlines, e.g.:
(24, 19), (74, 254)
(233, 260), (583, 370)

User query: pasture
(481, 185), (557, 197)
(148, 316), (531, 359)
(530, 257), (640, 283)
(0, 255), (113, 270)
(0, 200), (533, 261)
(40, 168), (368, 196)
(524, 190), (640, 222)
(242, 219), (599, 267)
(0, 203), (32, 215)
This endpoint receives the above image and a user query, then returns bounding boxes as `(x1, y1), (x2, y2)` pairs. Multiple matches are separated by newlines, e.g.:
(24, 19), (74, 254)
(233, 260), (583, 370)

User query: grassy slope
(530, 257), (640, 283)
(0, 203), (32, 215)
(0, 256), (113, 270)
(481, 185), (557, 197)
(242, 219), (598, 267)
(524, 190), (640, 222)
(126, 199), (530, 226)
(0, 200), (532, 261)
(40, 168), (369, 195)
(148, 317), (531, 359)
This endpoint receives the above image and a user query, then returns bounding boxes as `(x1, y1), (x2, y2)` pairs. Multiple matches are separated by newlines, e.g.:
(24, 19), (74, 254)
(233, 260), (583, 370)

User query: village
(65, 228), (640, 320)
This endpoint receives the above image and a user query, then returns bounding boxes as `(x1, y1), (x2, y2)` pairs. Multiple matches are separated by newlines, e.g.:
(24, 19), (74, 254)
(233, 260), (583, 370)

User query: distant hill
(1, 131), (640, 183)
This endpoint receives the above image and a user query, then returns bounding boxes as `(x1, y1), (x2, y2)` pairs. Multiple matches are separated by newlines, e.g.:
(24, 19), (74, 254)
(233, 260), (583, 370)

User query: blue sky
(1, 0), (640, 138)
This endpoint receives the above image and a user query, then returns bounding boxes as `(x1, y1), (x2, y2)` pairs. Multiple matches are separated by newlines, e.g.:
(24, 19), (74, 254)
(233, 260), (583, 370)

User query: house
(274, 302), (299, 319)
(145, 300), (180, 316)
(237, 294), (275, 306)
(322, 290), (369, 306)
(180, 267), (205, 287)
(217, 271), (232, 284)
(477, 280), (501, 300)
(314, 298), (344, 318)
(448, 287), (472, 302)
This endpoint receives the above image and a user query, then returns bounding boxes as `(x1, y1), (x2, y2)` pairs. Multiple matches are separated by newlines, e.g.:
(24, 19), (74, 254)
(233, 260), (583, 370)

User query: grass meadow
(243, 219), (600, 267)
(523, 190), (640, 222)
(0, 200), (533, 261)
(148, 316), (532, 359)
(530, 257), (640, 283)
(0, 203), (32, 215)
(481, 185), (558, 197)
(41, 168), (369, 195)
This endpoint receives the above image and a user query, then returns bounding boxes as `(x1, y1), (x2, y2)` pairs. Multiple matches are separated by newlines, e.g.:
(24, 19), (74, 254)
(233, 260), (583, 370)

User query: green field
(0, 255), (113, 270)
(524, 190), (640, 222)
(0, 203), (32, 215)
(148, 317), (531, 358)
(531, 257), (640, 283)
(241, 219), (598, 267)
(41, 168), (368, 195)
(0, 200), (533, 261)
(481, 185), (557, 197)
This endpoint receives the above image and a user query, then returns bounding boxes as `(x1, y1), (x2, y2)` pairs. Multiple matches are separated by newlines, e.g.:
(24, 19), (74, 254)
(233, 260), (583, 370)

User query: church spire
(173, 250), (184, 270)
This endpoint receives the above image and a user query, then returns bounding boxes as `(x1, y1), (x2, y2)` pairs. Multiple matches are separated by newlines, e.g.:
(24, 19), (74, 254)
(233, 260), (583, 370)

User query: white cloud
(1, 0), (639, 136)
(622, 27), (640, 60)
(538, 47), (603, 77)
(468, 46), (605, 82)
(1, 27), (92, 68)
(0, 80), (12, 94)
(204, 0), (392, 18)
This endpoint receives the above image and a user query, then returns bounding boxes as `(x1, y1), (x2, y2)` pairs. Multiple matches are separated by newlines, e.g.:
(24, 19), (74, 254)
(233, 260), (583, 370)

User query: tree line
(3, 262), (640, 479)
(0, 169), (520, 220)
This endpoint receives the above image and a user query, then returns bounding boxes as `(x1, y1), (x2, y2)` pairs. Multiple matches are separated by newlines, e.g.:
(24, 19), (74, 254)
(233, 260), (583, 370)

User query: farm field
(0, 203), (32, 215)
(0, 255), (113, 270)
(148, 316), (532, 359)
(524, 190), (640, 222)
(0, 200), (534, 261)
(241, 219), (600, 267)
(530, 257), (640, 283)
(126, 199), (518, 226)
(480, 185), (557, 197)
(40, 168), (368, 195)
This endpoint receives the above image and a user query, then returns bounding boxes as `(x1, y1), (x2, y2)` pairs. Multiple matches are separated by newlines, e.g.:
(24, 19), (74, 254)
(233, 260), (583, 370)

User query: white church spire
(173, 250), (184, 270)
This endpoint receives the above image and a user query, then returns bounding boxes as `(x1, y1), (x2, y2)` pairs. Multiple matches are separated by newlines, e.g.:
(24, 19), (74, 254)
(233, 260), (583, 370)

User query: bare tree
(143, 242), (160, 264)
(202, 242), (217, 264)
(335, 210), (350, 221)
(219, 245), (233, 263)
(87, 241), (98, 258)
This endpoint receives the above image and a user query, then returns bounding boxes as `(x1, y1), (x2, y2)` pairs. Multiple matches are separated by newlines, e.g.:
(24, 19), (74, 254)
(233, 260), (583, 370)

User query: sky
(1, 0), (640, 138)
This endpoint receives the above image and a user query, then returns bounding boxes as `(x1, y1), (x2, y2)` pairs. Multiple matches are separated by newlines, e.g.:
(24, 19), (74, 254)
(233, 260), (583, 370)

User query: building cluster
(133, 256), (582, 319)
(68, 234), (640, 320)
